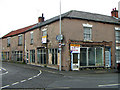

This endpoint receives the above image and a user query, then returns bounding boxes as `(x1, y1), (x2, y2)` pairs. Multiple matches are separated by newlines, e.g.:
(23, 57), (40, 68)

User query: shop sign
(70, 44), (80, 53)
(42, 36), (47, 43)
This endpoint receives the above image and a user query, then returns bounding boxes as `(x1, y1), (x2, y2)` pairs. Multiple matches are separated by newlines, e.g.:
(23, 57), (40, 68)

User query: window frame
(18, 34), (23, 46)
(7, 37), (11, 47)
(83, 24), (92, 41)
(30, 31), (33, 45)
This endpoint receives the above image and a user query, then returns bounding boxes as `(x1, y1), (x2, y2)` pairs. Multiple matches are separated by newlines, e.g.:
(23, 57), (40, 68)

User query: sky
(0, 0), (120, 38)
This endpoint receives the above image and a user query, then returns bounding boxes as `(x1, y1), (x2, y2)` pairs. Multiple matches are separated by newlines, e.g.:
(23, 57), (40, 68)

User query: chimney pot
(38, 13), (44, 23)
(111, 8), (118, 18)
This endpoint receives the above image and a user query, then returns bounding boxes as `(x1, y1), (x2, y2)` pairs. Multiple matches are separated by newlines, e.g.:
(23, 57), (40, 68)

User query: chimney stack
(111, 7), (118, 18)
(38, 13), (44, 23)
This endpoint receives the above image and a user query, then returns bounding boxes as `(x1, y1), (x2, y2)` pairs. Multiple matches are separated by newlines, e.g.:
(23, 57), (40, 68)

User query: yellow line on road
(98, 83), (120, 87)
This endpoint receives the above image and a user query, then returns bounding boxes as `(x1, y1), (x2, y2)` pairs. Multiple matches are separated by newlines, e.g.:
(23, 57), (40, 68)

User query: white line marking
(0, 67), (8, 75)
(0, 70), (42, 89)
(21, 79), (26, 83)
(28, 77), (33, 80)
(12, 82), (19, 86)
(1, 85), (10, 89)
(33, 75), (37, 78)
(98, 83), (120, 87)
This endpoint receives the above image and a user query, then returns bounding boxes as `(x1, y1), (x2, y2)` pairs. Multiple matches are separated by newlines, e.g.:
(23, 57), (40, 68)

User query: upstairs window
(7, 37), (10, 47)
(115, 31), (120, 43)
(115, 27), (120, 43)
(83, 24), (92, 41)
(18, 34), (22, 45)
(84, 27), (92, 41)
(30, 31), (33, 44)
(42, 28), (47, 44)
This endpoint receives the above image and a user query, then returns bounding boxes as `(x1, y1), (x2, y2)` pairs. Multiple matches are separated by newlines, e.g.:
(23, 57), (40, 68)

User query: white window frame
(18, 34), (22, 45)
(30, 31), (33, 44)
(115, 27), (120, 43)
(7, 37), (11, 46)
(83, 24), (92, 41)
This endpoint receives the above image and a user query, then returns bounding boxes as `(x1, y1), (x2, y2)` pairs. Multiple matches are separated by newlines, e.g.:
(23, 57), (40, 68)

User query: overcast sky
(0, 0), (120, 38)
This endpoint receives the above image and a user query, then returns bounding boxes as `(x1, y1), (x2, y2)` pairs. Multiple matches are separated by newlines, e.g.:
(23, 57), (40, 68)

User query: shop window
(80, 48), (87, 66)
(96, 48), (103, 66)
(37, 49), (46, 64)
(1, 52), (9, 60)
(18, 34), (22, 46)
(49, 49), (58, 65)
(88, 48), (95, 66)
(116, 49), (120, 62)
(83, 26), (92, 41)
(30, 50), (35, 63)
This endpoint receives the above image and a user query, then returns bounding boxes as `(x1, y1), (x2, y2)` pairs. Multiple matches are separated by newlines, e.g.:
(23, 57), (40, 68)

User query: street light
(59, 0), (62, 71)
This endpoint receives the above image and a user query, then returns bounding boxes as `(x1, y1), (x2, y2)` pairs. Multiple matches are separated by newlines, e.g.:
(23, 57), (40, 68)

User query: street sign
(56, 34), (63, 41)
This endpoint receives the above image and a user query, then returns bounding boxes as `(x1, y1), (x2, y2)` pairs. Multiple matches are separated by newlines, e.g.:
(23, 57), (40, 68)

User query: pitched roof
(2, 24), (36, 38)
(29, 10), (120, 31)
(2, 10), (120, 38)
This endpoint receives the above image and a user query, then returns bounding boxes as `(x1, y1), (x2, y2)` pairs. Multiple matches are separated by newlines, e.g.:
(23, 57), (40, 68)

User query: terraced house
(1, 9), (120, 71)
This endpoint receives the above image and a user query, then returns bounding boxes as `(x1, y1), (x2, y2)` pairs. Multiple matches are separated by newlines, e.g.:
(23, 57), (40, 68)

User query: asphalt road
(1, 62), (120, 89)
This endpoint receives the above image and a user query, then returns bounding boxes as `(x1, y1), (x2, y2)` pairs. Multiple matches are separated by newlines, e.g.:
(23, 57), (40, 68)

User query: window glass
(84, 27), (92, 41)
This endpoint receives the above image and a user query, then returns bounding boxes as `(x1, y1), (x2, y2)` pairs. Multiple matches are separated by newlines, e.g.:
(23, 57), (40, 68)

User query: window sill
(30, 43), (33, 45)
(84, 40), (93, 42)
(18, 44), (22, 46)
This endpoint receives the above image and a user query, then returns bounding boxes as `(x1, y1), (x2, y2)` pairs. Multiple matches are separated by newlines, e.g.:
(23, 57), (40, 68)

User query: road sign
(56, 34), (63, 41)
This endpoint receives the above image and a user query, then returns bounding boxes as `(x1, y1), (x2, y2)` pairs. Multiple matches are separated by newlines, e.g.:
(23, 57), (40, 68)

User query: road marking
(20, 80), (26, 83)
(28, 77), (33, 80)
(98, 83), (120, 87)
(0, 70), (42, 89)
(0, 67), (8, 75)
(33, 75), (37, 78)
(1, 85), (10, 89)
(12, 82), (19, 86)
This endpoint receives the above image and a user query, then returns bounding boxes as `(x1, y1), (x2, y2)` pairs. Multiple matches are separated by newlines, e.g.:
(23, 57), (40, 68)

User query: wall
(61, 18), (117, 69)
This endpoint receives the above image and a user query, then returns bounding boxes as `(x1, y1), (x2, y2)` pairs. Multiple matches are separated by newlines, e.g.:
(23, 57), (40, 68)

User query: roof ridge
(70, 10), (112, 17)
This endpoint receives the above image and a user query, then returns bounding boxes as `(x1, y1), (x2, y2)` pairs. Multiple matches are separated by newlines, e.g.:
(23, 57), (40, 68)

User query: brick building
(1, 9), (120, 71)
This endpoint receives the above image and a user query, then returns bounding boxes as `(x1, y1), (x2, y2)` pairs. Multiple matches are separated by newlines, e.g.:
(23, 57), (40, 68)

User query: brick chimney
(111, 8), (118, 18)
(38, 13), (44, 22)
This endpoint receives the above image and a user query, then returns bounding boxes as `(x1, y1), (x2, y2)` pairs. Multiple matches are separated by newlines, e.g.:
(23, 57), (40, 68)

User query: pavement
(14, 62), (118, 76)
(2, 61), (118, 76)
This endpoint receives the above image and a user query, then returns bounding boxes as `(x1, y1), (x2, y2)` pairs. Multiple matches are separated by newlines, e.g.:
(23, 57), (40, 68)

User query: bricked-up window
(49, 48), (58, 65)
(116, 31), (120, 42)
(30, 31), (33, 44)
(84, 27), (92, 41)
(18, 34), (22, 45)
(116, 49), (120, 62)
(30, 50), (35, 63)
(7, 37), (10, 47)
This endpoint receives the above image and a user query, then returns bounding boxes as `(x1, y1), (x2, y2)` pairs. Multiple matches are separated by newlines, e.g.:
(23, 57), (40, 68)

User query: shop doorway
(71, 53), (80, 70)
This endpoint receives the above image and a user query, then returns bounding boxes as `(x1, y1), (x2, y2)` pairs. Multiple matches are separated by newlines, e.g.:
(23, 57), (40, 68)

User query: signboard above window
(42, 28), (47, 44)
(70, 44), (80, 53)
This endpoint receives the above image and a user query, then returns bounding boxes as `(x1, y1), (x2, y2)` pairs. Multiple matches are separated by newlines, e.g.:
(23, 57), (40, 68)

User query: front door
(71, 53), (79, 70)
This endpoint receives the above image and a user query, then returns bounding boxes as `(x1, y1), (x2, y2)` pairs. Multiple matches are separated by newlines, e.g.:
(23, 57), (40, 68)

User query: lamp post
(59, 0), (62, 71)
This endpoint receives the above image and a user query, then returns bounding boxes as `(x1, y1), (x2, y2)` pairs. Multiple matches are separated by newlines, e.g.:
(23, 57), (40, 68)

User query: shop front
(70, 41), (112, 70)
